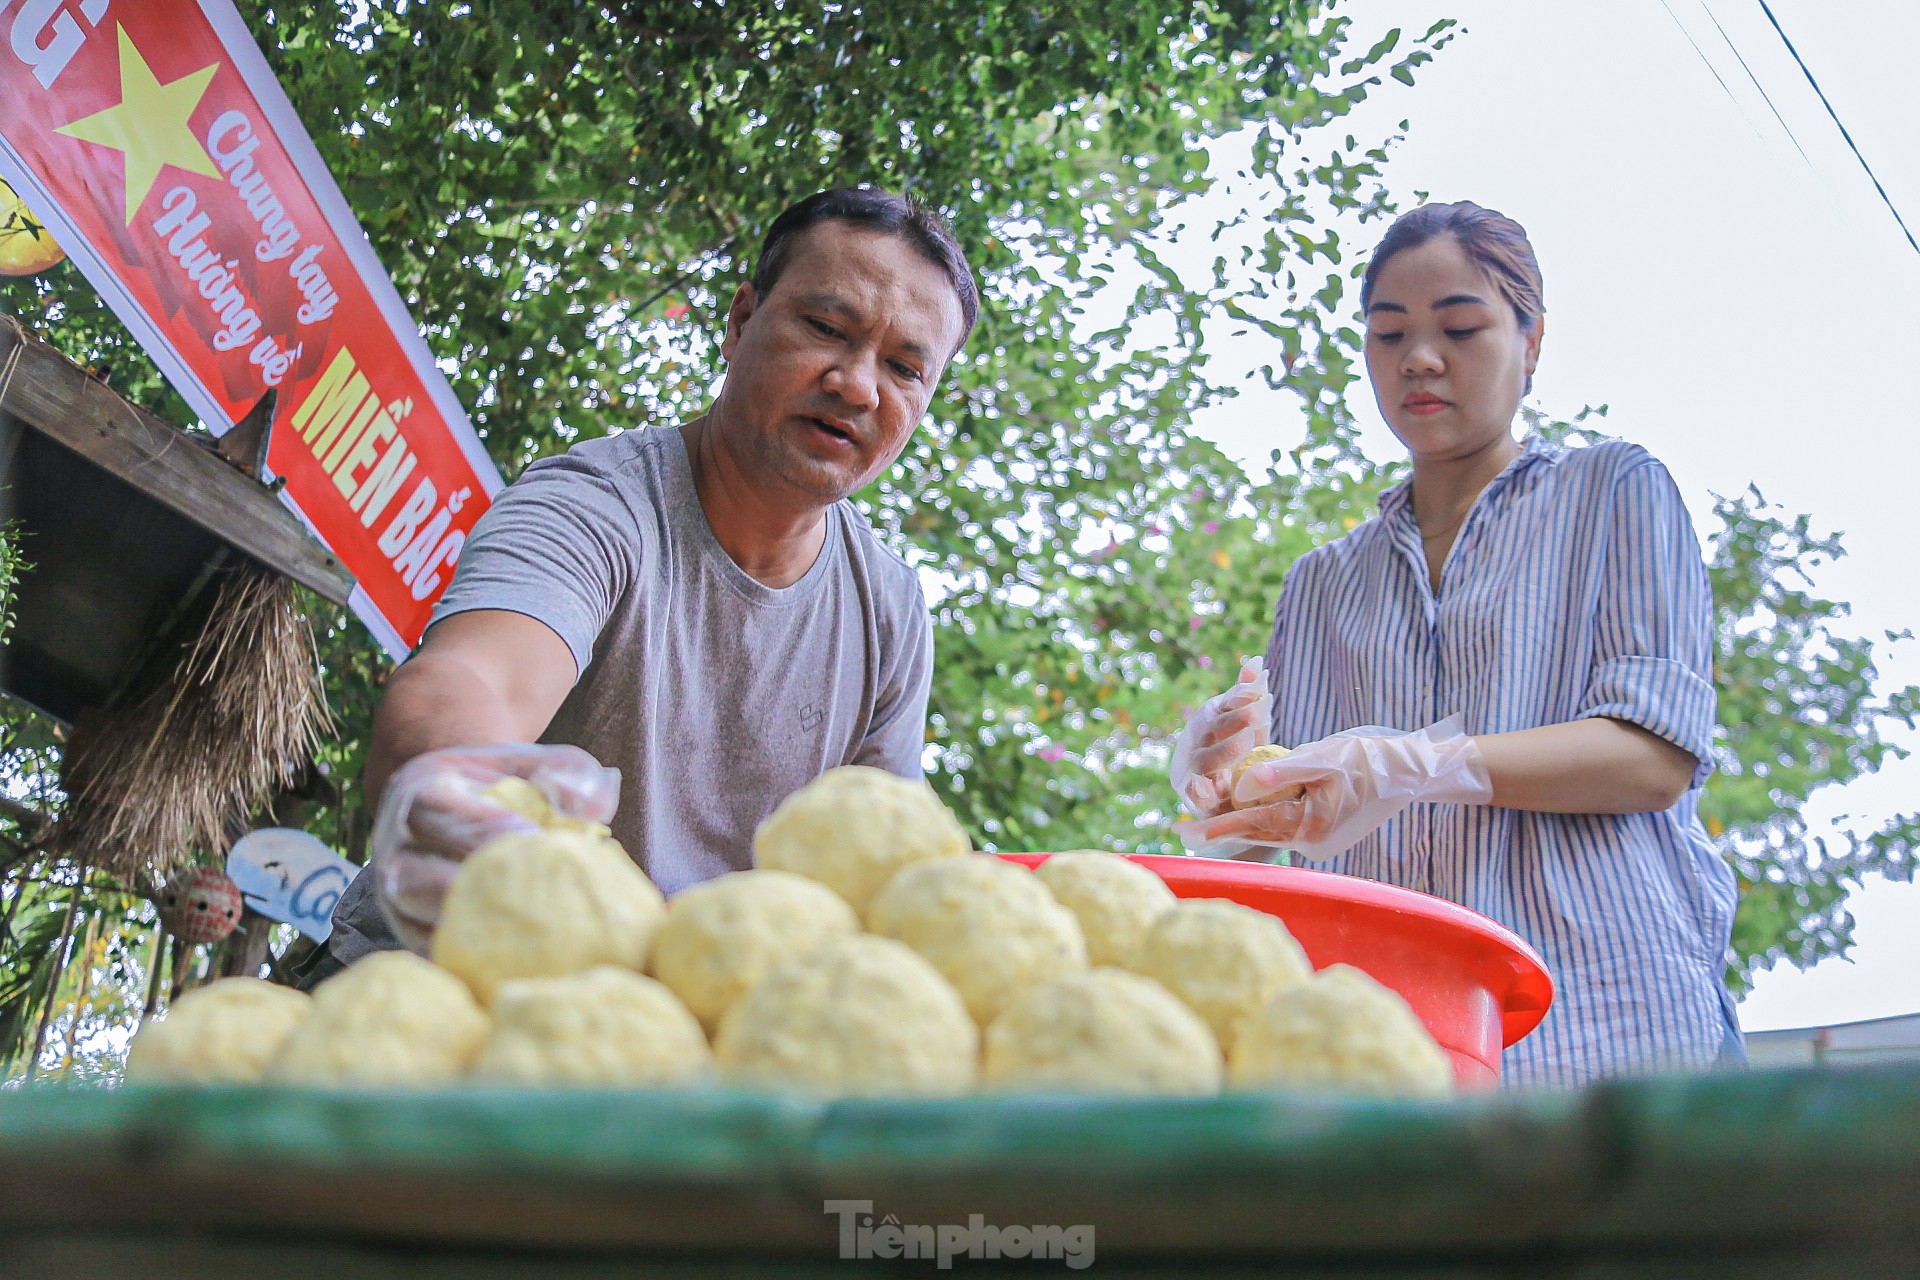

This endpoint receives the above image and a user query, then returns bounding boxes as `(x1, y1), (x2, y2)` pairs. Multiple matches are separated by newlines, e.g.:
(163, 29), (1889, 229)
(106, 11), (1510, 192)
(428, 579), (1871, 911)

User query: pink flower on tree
(1038, 745), (1067, 763)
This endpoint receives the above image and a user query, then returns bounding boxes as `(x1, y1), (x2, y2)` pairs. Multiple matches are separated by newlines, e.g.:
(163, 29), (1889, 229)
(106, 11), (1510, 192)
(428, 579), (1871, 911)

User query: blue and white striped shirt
(1264, 435), (1741, 1087)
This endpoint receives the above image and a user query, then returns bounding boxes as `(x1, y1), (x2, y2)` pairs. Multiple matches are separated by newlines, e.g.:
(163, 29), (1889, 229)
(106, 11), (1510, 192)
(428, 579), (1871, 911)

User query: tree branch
(0, 794), (49, 833)
(626, 232), (744, 318)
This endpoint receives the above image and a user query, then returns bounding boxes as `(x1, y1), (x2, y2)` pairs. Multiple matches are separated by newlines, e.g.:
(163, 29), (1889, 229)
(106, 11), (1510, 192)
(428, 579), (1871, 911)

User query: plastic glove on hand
(371, 743), (621, 953)
(1168, 658), (1275, 820)
(1174, 717), (1491, 862)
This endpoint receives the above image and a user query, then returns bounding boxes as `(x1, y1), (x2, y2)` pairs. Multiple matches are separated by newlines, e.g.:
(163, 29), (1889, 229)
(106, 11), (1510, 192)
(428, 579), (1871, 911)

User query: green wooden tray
(3, 1065), (1917, 1277)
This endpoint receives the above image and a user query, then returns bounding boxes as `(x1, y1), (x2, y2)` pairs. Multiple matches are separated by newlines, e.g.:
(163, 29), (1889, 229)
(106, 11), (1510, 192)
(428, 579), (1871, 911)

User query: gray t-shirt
(317, 425), (932, 978)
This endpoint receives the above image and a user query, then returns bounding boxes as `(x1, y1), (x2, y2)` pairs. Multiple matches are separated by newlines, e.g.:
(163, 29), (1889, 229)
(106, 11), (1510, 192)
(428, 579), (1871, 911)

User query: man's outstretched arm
(363, 609), (579, 810)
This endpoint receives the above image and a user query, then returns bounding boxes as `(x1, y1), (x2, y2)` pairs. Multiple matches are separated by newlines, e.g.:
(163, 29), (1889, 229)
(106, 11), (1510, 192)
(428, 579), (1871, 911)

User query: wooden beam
(0, 318), (354, 605)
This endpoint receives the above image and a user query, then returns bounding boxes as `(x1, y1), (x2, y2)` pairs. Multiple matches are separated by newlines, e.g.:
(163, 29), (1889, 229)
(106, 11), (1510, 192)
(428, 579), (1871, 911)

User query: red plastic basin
(999, 853), (1553, 1089)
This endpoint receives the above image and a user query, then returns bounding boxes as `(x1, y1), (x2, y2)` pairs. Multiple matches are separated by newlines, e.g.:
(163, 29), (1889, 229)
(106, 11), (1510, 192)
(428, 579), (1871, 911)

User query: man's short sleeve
(850, 569), (934, 779)
(1575, 456), (1719, 784)
(430, 452), (641, 675)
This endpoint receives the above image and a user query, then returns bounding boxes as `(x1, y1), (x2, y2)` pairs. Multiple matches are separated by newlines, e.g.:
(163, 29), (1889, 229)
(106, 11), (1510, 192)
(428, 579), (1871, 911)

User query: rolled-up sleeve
(1575, 458), (1718, 784)
(428, 454), (641, 678)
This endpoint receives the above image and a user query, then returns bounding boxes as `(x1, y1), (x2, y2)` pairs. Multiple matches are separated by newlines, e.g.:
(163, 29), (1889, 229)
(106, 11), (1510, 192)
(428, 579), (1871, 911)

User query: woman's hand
(1174, 718), (1492, 861)
(1168, 658), (1274, 819)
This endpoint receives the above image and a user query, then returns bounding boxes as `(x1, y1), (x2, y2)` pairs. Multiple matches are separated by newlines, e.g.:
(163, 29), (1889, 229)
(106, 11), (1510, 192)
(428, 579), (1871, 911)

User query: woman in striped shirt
(1172, 202), (1743, 1086)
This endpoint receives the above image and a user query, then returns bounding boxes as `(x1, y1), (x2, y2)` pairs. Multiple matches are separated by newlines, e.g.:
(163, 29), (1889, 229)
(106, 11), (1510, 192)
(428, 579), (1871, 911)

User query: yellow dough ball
(265, 951), (489, 1086)
(1129, 898), (1312, 1051)
(1230, 744), (1305, 810)
(482, 776), (609, 836)
(1032, 851), (1177, 968)
(431, 830), (665, 1003)
(1228, 964), (1453, 1098)
(649, 869), (860, 1032)
(713, 935), (978, 1097)
(868, 855), (1087, 1025)
(753, 766), (970, 919)
(982, 968), (1223, 1096)
(470, 966), (712, 1087)
(124, 978), (312, 1084)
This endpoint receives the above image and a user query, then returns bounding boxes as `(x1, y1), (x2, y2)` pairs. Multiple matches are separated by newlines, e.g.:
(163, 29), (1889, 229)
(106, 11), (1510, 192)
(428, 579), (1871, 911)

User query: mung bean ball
(649, 869), (860, 1031)
(753, 766), (970, 919)
(125, 978), (312, 1084)
(470, 966), (711, 1086)
(983, 968), (1223, 1096)
(713, 935), (978, 1097)
(1228, 964), (1453, 1098)
(265, 951), (489, 1085)
(1129, 897), (1312, 1052)
(867, 855), (1087, 1025)
(1032, 851), (1176, 968)
(431, 829), (665, 1003)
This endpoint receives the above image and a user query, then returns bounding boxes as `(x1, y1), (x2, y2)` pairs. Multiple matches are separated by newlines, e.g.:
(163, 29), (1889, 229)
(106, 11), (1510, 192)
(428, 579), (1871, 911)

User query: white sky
(1170, 0), (1918, 1032)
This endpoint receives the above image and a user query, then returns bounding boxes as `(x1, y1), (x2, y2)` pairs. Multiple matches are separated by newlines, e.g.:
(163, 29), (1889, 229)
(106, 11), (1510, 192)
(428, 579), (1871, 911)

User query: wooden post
(138, 923), (168, 1027)
(166, 935), (193, 1006)
(218, 906), (275, 980)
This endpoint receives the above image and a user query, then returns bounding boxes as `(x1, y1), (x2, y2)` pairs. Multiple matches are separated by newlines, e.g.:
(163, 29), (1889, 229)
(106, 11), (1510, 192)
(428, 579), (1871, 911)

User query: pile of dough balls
(124, 766), (1454, 1100)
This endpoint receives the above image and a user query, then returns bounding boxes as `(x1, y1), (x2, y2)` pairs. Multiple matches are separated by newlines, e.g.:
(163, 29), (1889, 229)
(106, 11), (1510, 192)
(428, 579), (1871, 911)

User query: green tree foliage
(0, 2), (1911, 1077)
(1701, 493), (1918, 992)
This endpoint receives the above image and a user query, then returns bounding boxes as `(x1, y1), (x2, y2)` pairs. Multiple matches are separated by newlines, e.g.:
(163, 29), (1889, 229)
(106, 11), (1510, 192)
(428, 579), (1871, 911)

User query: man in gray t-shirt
(309, 188), (978, 982)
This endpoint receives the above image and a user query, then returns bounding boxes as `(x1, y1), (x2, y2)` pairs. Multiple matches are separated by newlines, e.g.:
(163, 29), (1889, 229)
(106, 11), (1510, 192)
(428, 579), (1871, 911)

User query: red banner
(0, 0), (500, 655)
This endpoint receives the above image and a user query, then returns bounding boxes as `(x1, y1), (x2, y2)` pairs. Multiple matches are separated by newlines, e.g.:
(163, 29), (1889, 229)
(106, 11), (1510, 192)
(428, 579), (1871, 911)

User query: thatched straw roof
(48, 565), (332, 879)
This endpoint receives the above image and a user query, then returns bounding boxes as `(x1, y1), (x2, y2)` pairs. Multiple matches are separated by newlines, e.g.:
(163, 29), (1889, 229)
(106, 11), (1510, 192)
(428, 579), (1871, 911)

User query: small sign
(226, 828), (357, 942)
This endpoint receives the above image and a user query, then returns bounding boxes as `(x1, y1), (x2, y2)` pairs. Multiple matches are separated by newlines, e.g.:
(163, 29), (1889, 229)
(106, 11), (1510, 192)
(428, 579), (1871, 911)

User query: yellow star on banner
(55, 26), (220, 226)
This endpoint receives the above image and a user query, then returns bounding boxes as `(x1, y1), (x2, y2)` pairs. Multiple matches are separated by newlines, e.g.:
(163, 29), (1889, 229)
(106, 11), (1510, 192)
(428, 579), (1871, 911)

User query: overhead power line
(1659, 0), (1770, 151)
(1697, 0), (1810, 164)
(1755, 0), (1919, 257)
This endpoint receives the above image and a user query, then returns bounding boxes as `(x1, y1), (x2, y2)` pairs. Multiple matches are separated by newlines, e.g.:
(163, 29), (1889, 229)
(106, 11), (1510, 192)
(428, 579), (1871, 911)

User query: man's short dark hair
(751, 187), (979, 347)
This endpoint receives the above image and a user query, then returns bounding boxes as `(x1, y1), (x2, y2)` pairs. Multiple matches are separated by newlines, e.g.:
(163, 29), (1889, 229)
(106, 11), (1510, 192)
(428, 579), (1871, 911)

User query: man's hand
(361, 608), (591, 950)
(372, 743), (620, 952)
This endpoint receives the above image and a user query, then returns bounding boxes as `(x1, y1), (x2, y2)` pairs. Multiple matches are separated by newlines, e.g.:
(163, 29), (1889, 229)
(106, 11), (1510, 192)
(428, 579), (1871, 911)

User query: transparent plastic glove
(1173, 717), (1491, 862)
(370, 742), (621, 953)
(1168, 658), (1275, 819)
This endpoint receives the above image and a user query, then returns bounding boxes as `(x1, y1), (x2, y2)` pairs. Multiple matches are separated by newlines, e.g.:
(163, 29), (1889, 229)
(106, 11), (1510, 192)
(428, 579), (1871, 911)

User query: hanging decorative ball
(157, 867), (245, 946)
(0, 178), (66, 277)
